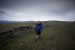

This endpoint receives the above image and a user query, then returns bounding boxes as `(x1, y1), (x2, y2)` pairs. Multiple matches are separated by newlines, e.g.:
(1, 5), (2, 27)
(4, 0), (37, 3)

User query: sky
(0, 0), (75, 21)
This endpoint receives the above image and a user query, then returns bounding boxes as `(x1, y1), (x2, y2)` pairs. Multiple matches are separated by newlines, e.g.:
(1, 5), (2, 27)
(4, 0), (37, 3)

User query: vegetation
(0, 21), (75, 50)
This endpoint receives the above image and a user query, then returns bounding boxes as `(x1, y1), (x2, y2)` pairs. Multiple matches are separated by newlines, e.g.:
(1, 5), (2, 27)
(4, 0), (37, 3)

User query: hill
(0, 21), (75, 50)
(0, 20), (34, 24)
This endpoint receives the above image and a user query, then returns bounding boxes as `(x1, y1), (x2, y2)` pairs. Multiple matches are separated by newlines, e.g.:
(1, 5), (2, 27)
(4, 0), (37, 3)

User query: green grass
(0, 21), (75, 50)
(0, 22), (35, 32)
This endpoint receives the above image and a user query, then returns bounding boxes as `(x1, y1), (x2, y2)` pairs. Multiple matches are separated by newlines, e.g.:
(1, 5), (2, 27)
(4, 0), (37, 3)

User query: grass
(0, 21), (75, 50)
(0, 22), (35, 32)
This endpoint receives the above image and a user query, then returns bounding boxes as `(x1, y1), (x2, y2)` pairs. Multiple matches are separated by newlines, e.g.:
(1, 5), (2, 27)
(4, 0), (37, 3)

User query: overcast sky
(0, 0), (75, 21)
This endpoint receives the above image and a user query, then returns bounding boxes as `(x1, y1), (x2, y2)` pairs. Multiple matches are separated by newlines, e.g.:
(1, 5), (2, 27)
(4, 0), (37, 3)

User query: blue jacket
(35, 23), (43, 32)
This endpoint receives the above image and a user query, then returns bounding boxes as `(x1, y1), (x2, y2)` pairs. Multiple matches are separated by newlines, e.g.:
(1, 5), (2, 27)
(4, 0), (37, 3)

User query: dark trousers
(36, 31), (41, 35)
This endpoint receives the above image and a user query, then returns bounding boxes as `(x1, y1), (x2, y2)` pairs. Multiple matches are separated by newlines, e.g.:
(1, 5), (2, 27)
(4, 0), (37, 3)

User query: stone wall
(0, 26), (34, 41)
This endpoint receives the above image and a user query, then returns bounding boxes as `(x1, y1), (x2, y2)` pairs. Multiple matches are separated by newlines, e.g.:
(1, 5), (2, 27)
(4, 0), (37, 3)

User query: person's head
(37, 21), (41, 24)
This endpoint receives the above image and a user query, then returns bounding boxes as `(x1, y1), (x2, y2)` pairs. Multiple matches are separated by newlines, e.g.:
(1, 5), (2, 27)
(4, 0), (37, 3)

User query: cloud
(0, 11), (6, 14)
(0, 0), (75, 21)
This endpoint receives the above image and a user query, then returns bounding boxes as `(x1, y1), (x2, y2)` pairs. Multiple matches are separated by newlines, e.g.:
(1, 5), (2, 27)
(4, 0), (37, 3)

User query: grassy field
(0, 21), (75, 50)
(0, 22), (35, 32)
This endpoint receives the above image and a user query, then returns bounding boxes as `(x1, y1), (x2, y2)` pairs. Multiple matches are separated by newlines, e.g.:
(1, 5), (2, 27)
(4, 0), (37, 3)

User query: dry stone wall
(0, 26), (34, 41)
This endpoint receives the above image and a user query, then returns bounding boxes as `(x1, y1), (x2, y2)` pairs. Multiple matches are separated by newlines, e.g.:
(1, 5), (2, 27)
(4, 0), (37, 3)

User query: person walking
(34, 21), (43, 41)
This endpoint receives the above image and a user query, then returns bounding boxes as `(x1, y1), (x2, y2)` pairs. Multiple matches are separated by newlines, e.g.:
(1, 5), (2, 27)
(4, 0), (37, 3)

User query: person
(34, 21), (43, 41)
